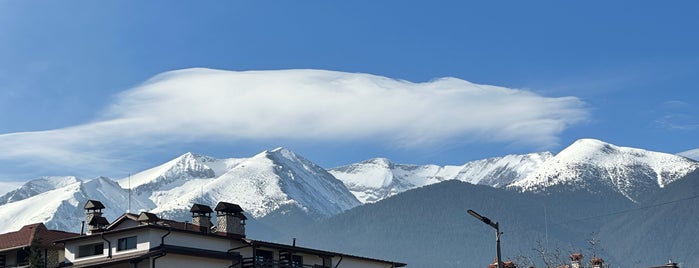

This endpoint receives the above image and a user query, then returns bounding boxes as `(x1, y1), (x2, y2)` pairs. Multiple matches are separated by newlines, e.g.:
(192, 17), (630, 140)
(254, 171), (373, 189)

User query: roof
(215, 201), (243, 213)
(0, 223), (78, 251)
(248, 239), (407, 267)
(570, 253), (583, 261)
(84, 200), (105, 210)
(88, 216), (110, 226)
(137, 212), (159, 222)
(648, 263), (679, 268)
(190, 203), (213, 214)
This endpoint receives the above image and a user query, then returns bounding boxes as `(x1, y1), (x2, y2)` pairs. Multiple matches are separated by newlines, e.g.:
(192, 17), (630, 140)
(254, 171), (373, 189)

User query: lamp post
(467, 209), (502, 268)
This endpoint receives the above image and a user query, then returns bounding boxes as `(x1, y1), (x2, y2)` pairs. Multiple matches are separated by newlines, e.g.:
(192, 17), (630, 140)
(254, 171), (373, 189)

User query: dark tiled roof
(190, 203), (213, 214)
(215, 202), (243, 213)
(88, 216), (110, 226)
(0, 223), (78, 251)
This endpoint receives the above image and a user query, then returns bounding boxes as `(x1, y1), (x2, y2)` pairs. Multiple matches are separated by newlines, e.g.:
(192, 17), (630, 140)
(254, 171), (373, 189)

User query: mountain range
(0, 138), (697, 267)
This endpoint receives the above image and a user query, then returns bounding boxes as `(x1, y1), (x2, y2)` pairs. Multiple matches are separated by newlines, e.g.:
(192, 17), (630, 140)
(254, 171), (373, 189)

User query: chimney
(190, 203), (213, 232)
(570, 253), (583, 268)
(590, 257), (605, 268)
(84, 200), (109, 235)
(214, 201), (247, 237)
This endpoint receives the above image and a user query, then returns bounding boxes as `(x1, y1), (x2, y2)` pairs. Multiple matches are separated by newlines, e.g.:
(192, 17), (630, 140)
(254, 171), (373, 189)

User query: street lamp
(467, 209), (502, 268)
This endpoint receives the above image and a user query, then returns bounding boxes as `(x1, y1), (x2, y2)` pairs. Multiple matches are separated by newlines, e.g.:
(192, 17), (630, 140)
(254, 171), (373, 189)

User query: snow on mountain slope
(0, 176), (80, 204)
(509, 139), (699, 202)
(330, 158), (451, 203)
(451, 152), (552, 187)
(150, 148), (360, 218)
(117, 152), (227, 193)
(330, 153), (551, 203)
(0, 176), (149, 233)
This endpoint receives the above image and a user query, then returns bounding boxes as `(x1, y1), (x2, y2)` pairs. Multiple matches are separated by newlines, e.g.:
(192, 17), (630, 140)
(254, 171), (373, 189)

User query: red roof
(0, 223), (78, 251)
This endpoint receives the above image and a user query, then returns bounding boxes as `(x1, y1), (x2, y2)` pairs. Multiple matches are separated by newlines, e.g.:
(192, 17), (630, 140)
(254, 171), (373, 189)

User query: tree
(28, 235), (45, 268)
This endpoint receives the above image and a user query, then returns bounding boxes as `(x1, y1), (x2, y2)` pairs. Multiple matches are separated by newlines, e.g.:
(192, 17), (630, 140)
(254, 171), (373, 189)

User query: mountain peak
(510, 139), (699, 202)
(117, 152), (216, 190)
(366, 158), (393, 165)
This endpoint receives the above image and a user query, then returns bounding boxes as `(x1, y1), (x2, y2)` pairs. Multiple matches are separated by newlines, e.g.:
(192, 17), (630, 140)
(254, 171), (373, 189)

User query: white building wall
(64, 236), (105, 263)
(145, 229), (231, 252)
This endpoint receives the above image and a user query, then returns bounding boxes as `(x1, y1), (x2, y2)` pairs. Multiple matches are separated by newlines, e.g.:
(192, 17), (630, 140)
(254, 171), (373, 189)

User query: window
(117, 236), (137, 251)
(255, 249), (273, 265)
(77, 242), (104, 258)
(16, 250), (28, 266)
(291, 255), (303, 267)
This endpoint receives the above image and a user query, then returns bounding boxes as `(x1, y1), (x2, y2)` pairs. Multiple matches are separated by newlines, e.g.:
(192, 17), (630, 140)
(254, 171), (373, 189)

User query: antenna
(128, 174), (132, 213)
(544, 204), (549, 250)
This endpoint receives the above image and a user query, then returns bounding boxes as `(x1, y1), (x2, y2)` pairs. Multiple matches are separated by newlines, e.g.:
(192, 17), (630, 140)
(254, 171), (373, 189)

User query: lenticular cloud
(105, 68), (587, 145)
(0, 68), (588, 174)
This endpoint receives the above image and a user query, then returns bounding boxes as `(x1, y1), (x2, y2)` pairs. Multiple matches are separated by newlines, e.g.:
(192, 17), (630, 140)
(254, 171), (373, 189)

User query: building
(0, 223), (77, 268)
(648, 262), (679, 268)
(486, 260), (516, 268)
(54, 200), (406, 268)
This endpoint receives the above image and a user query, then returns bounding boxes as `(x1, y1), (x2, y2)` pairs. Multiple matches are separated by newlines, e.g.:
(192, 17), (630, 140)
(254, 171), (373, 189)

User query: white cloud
(0, 68), (588, 176)
(679, 149), (699, 161)
(0, 181), (23, 196)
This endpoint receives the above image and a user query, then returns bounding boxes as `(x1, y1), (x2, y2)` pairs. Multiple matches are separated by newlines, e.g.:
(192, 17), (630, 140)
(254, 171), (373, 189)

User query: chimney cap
(137, 212), (159, 222)
(190, 203), (213, 214)
(215, 202), (244, 213)
(88, 215), (110, 226)
(590, 257), (604, 264)
(84, 200), (106, 210)
(570, 253), (583, 261)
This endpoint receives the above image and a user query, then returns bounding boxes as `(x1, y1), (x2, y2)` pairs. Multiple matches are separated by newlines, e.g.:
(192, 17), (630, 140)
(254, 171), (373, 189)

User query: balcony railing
(239, 257), (329, 268)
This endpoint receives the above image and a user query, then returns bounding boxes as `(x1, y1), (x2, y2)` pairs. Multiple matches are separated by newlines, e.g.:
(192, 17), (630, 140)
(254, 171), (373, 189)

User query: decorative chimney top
(88, 216), (110, 226)
(84, 200), (108, 235)
(137, 212), (159, 224)
(214, 201), (247, 237)
(215, 202), (244, 214)
(190, 203), (213, 232)
(190, 203), (214, 215)
(84, 200), (105, 211)
(570, 253), (583, 261)
(590, 257), (604, 264)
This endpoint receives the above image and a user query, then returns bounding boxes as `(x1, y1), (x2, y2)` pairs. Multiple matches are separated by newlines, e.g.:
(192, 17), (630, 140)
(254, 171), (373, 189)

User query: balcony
(239, 257), (329, 268)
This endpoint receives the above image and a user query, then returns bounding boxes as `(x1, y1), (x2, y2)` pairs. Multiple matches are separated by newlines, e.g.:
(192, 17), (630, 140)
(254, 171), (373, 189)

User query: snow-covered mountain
(331, 139), (699, 204)
(329, 152), (552, 203)
(1, 139), (697, 235)
(0, 148), (359, 233)
(0, 176), (150, 233)
(509, 139), (699, 202)
(0, 176), (80, 204)
(131, 148), (360, 219)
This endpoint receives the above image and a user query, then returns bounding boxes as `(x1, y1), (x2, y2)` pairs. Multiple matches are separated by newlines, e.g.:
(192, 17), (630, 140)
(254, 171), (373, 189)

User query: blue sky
(0, 1), (698, 182)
